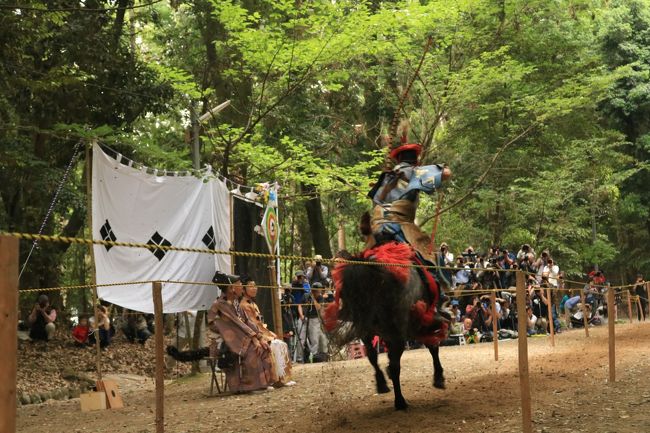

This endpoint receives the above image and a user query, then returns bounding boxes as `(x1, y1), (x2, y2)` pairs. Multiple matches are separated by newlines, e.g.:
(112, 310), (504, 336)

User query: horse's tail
(166, 345), (209, 362)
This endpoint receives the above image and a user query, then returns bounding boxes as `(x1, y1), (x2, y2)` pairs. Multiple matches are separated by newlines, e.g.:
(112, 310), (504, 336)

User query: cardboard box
(96, 379), (124, 409)
(80, 392), (107, 412)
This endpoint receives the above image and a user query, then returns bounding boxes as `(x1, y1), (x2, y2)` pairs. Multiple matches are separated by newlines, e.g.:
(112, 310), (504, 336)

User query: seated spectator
(498, 298), (517, 331)
(121, 309), (152, 344)
(72, 315), (91, 347)
(453, 256), (471, 291)
(525, 305), (539, 335)
(209, 272), (275, 393)
(89, 305), (112, 349)
(570, 304), (592, 328)
(240, 279), (294, 386)
(450, 300), (461, 322)
(28, 294), (57, 341)
(529, 285), (549, 333)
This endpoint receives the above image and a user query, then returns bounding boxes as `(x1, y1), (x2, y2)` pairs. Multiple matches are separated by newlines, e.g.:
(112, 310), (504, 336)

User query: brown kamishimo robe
(240, 297), (292, 383)
(207, 296), (275, 392)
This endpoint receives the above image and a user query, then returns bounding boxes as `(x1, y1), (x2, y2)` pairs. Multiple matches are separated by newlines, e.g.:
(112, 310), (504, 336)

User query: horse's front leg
(362, 335), (389, 394)
(386, 340), (407, 410)
(428, 344), (445, 389)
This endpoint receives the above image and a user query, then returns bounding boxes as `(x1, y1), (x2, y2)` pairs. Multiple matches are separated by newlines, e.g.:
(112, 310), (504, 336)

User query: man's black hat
(212, 271), (241, 290)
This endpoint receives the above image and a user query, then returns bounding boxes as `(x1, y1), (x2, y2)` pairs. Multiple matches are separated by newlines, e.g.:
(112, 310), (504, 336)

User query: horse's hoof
(395, 399), (408, 411)
(433, 376), (446, 390)
(377, 383), (390, 394)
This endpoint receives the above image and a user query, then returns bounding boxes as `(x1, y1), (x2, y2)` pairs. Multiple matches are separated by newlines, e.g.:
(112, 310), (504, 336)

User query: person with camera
(528, 283), (549, 334)
(306, 254), (329, 287)
(437, 242), (454, 290)
(28, 294), (57, 341)
(208, 272), (275, 393)
(632, 274), (648, 321)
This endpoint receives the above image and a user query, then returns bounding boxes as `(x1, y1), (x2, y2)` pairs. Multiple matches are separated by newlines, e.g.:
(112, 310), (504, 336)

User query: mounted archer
(366, 122), (452, 264)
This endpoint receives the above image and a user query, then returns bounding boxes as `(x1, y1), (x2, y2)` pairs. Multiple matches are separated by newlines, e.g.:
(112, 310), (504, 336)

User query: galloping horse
(324, 241), (448, 411)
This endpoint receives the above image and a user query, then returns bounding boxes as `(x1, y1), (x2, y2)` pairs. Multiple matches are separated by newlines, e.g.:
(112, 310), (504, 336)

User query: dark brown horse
(324, 242), (448, 410)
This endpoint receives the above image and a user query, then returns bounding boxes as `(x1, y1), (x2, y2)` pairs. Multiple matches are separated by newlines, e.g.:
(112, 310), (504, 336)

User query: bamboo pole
(491, 290), (498, 361)
(636, 296), (645, 321)
(0, 236), (18, 433)
(152, 282), (164, 433)
(546, 286), (555, 347)
(269, 261), (283, 337)
(607, 286), (615, 383)
(86, 141), (103, 380)
(516, 271), (533, 433)
(627, 291), (633, 324)
(580, 292), (589, 337)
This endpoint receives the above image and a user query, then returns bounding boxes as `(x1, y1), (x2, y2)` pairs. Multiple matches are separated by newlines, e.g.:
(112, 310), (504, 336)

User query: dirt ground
(16, 322), (650, 433)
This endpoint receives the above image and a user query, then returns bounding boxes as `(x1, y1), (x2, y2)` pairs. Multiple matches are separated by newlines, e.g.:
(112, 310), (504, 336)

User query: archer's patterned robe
(207, 296), (275, 392)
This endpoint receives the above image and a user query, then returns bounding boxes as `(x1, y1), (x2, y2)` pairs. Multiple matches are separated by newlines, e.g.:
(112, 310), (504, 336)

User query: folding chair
(207, 357), (227, 395)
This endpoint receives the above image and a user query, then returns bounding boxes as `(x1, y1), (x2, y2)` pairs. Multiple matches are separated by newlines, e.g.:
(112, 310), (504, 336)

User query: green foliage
(6, 0), (650, 308)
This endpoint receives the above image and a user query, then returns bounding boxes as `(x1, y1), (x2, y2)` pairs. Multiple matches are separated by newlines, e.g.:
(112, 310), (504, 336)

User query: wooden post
(0, 236), (18, 433)
(152, 282), (165, 433)
(580, 291), (589, 337)
(86, 142), (103, 380)
(607, 286), (615, 383)
(269, 262), (283, 337)
(627, 291), (633, 324)
(491, 290), (498, 361)
(516, 271), (533, 433)
(546, 286), (555, 347)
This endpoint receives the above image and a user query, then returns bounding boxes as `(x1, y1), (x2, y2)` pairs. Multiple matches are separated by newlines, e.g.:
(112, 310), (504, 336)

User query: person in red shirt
(72, 316), (90, 347)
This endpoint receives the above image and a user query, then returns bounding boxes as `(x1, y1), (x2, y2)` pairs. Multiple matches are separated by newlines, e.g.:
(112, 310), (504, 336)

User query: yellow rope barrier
(4, 231), (640, 292)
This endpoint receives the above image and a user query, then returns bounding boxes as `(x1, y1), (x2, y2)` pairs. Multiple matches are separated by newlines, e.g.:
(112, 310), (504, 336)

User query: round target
(263, 206), (278, 252)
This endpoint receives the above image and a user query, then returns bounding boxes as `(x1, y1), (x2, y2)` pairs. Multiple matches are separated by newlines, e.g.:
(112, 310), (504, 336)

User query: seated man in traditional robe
(208, 272), (275, 393)
(240, 278), (295, 385)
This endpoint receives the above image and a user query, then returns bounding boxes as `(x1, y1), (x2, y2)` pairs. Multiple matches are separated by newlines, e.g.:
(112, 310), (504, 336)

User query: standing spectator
(437, 242), (454, 291)
(542, 259), (560, 288)
(72, 315), (91, 347)
(298, 282), (329, 362)
(306, 254), (329, 286)
(28, 294), (56, 341)
(291, 270), (307, 362)
(632, 274), (648, 321)
(517, 244), (535, 261)
(583, 279), (600, 311)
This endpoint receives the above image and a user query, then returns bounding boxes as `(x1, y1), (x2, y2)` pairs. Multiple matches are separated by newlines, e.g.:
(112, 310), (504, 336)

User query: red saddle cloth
(324, 242), (448, 345)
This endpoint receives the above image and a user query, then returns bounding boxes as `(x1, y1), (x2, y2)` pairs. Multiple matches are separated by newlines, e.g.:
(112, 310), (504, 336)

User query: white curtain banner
(92, 144), (231, 313)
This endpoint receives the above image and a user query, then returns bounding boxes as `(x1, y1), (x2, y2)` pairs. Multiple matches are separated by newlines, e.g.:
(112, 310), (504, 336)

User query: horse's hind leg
(386, 340), (407, 410)
(428, 344), (445, 389)
(362, 336), (389, 394)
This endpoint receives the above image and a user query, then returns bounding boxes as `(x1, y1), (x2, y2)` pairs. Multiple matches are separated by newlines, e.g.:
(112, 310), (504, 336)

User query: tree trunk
(302, 183), (332, 258)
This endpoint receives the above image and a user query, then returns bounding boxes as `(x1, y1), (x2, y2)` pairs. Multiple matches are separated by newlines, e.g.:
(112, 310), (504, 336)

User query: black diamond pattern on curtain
(147, 231), (172, 261)
(202, 226), (216, 250)
(99, 220), (117, 251)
